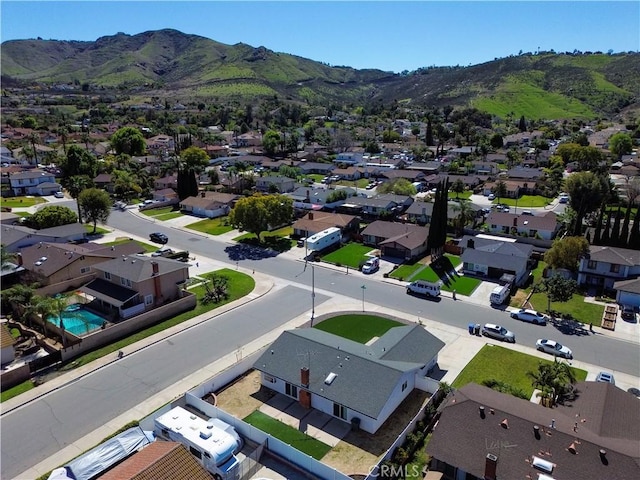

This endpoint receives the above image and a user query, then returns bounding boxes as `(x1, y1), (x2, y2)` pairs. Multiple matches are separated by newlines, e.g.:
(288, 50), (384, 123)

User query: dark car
(149, 232), (168, 244)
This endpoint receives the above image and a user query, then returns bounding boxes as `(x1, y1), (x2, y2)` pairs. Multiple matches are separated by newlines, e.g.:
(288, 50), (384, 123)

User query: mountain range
(2, 29), (639, 120)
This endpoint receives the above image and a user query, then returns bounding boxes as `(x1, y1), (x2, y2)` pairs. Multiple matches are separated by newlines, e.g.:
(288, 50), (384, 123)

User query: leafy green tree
(110, 127), (146, 156)
(113, 169), (142, 202)
(79, 188), (111, 233)
(262, 130), (281, 156)
(425, 118), (434, 146)
(180, 146), (209, 173)
(493, 180), (507, 204)
(534, 274), (578, 314)
(451, 179), (465, 199)
(610, 207), (622, 246)
(427, 179), (449, 254)
(66, 175), (94, 223)
(382, 129), (401, 143)
(376, 178), (416, 196)
(279, 165), (301, 179)
(489, 133), (503, 149)
(326, 189), (349, 203)
(544, 236), (589, 272)
(452, 199), (475, 236)
(27, 205), (77, 229)
(59, 145), (98, 187)
(565, 171), (608, 235)
(528, 359), (576, 406)
(229, 194), (293, 242)
(518, 115), (527, 132)
(5, 283), (37, 326)
(608, 132), (633, 159)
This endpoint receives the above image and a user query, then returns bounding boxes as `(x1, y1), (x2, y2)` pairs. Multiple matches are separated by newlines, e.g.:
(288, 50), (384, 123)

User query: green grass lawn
(314, 314), (403, 343)
(233, 226), (296, 251)
(102, 238), (158, 253)
(84, 224), (110, 235)
(321, 243), (374, 268)
(243, 411), (331, 460)
(452, 345), (588, 399)
(448, 191), (473, 200)
(495, 195), (551, 208)
(390, 263), (422, 280)
(0, 196), (47, 208)
(0, 381), (34, 403)
(529, 292), (605, 325)
(337, 178), (369, 188)
(141, 207), (183, 221)
(186, 216), (234, 235)
(410, 255), (480, 296)
(154, 212), (183, 221)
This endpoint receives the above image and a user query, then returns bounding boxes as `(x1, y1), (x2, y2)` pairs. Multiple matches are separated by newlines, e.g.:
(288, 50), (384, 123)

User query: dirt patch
(213, 370), (430, 475)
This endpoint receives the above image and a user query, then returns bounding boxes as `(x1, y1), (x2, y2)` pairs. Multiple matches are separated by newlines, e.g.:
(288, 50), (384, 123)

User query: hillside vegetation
(2, 29), (638, 120)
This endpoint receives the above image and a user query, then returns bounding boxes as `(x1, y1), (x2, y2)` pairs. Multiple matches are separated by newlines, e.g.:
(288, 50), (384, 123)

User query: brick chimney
(513, 217), (518, 227)
(301, 366), (309, 387)
(201, 191), (206, 198)
(467, 238), (475, 249)
(484, 453), (498, 480)
(308, 212), (314, 220)
(151, 261), (159, 275)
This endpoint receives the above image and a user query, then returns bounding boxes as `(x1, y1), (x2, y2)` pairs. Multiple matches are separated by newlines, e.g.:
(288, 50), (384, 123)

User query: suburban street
(2, 204), (638, 479)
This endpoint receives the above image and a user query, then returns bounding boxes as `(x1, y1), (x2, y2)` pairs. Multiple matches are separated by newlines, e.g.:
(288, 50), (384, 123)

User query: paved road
(1, 286), (329, 480)
(107, 208), (639, 375)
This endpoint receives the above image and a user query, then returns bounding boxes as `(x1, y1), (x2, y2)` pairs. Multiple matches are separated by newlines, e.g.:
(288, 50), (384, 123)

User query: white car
(54, 191), (64, 198)
(482, 323), (516, 343)
(488, 193), (496, 200)
(510, 308), (547, 325)
(536, 339), (573, 359)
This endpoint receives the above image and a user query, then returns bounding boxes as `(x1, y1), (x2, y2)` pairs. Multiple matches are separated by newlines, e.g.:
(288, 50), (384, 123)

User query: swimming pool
(47, 304), (106, 336)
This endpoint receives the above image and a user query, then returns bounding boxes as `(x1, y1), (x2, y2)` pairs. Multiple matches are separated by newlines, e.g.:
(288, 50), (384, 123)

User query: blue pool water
(47, 304), (106, 336)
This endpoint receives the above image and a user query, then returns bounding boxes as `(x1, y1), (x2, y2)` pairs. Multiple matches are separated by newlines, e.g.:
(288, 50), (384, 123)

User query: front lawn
(243, 411), (331, 460)
(322, 243), (374, 268)
(411, 256), (481, 296)
(448, 191), (473, 200)
(529, 292), (605, 325)
(495, 195), (551, 208)
(390, 263), (422, 281)
(102, 237), (158, 253)
(233, 226), (295, 252)
(186, 216), (234, 235)
(452, 345), (587, 399)
(141, 206), (183, 221)
(84, 224), (110, 235)
(0, 196), (46, 208)
(314, 314), (403, 343)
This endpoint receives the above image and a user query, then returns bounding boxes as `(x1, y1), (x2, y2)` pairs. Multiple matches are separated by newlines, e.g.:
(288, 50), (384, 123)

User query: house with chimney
(79, 254), (190, 320)
(1, 223), (87, 252)
(17, 240), (144, 294)
(360, 221), (429, 260)
(255, 176), (296, 193)
(427, 382), (640, 480)
(485, 211), (560, 240)
(460, 235), (534, 286)
(179, 192), (239, 219)
(292, 211), (360, 239)
(253, 324), (444, 434)
(577, 245), (640, 291)
(9, 170), (61, 196)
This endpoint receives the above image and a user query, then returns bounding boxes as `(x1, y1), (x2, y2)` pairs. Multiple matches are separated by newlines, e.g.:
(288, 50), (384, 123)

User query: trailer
(305, 227), (342, 252)
(153, 406), (242, 480)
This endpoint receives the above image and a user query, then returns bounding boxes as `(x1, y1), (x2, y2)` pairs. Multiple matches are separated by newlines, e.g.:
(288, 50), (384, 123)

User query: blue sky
(1, 1), (638, 72)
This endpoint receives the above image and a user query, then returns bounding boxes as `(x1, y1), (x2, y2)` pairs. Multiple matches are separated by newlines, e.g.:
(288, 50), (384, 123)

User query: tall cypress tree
(619, 206), (632, 247)
(176, 166), (187, 200)
(628, 208), (640, 248)
(425, 118), (434, 146)
(610, 206), (622, 246)
(427, 181), (444, 254)
(440, 178), (450, 246)
(593, 207), (604, 245)
(601, 211), (612, 246)
(187, 168), (199, 198)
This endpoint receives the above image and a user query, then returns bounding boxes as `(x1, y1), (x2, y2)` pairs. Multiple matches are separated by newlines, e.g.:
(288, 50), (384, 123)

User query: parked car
(488, 193), (496, 200)
(406, 280), (441, 298)
(53, 191), (64, 198)
(536, 339), (573, 359)
(361, 257), (380, 274)
(595, 372), (615, 385)
(149, 232), (168, 244)
(482, 323), (516, 343)
(510, 308), (547, 325)
(621, 305), (636, 321)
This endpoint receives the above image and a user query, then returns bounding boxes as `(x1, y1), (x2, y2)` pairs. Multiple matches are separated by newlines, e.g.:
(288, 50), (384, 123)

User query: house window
(285, 383), (298, 399)
(587, 260), (597, 269)
(189, 446), (202, 459)
(104, 272), (111, 280)
(263, 374), (275, 384)
(333, 402), (347, 420)
(402, 380), (408, 392)
(80, 266), (91, 274)
(610, 264), (620, 273)
(120, 277), (132, 287)
(490, 224), (497, 229)
(144, 294), (153, 306)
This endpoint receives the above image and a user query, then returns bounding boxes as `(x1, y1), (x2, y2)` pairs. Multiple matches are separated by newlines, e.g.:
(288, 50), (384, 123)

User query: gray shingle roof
(93, 254), (188, 282)
(613, 277), (640, 294)
(254, 325), (444, 419)
(588, 246), (640, 267)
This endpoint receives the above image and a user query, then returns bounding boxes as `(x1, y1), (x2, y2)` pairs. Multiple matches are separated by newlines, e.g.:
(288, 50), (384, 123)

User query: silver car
(482, 323), (516, 343)
(536, 339), (573, 359)
(510, 308), (547, 325)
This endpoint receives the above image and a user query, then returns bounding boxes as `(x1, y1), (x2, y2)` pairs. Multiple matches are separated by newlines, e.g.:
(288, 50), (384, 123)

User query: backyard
(314, 314), (404, 343)
(186, 216), (235, 235)
(321, 243), (376, 269)
(452, 345), (587, 399)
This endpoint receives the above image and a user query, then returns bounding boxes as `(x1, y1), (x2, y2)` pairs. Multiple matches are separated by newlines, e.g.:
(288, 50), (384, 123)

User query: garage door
(618, 291), (640, 308)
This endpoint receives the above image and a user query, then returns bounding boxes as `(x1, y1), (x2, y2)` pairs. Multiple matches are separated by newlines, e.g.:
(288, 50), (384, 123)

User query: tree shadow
(224, 243), (278, 261)
(550, 316), (591, 337)
(429, 255), (459, 288)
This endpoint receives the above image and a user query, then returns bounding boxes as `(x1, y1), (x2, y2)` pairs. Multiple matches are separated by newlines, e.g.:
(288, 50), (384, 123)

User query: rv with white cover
(153, 406), (242, 480)
(490, 284), (511, 305)
(305, 227), (341, 252)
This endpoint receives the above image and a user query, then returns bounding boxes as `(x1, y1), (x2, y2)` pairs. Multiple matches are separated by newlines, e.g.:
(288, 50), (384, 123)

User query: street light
(361, 285), (367, 312)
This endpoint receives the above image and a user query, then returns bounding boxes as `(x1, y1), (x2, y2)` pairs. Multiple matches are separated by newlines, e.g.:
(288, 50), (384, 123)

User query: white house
(253, 324), (444, 434)
(485, 211), (559, 240)
(578, 246), (640, 290)
(180, 192), (239, 219)
(460, 235), (534, 286)
(9, 170), (61, 196)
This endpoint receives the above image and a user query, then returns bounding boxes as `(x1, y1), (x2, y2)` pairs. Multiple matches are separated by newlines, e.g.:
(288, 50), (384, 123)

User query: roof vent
(532, 455), (555, 473)
(324, 372), (337, 385)
(534, 425), (541, 439)
(479, 406), (485, 418)
(490, 408), (495, 415)
(199, 430), (212, 439)
(500, 418), (509, 429)
(568, 443), (577, 454)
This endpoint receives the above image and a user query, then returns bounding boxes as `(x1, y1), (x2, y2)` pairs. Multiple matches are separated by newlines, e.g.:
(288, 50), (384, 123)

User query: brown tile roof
(292, 211), (358, 232)
(1, 323), (16, 349)
(99, 441), (212, 480)
(487, 211), (558, 231)
(362, 221), (429, 249)
(427, 383), (640, 480)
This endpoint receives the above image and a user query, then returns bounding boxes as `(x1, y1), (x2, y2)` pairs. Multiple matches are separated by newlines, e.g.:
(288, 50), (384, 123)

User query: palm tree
(66, 175), (93, 224)
(6, 284), (37, 326)
(452, 199), (475, 236)
(27, 132), (40, 166)
(33, 296), (69, 345)
(528, 360), (576, 406)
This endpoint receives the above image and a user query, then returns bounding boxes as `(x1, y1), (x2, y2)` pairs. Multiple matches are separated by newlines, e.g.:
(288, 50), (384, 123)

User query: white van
(361, 257), (380, 274)
(407, 280), (441, 298)
(490, 284), (511, 305)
